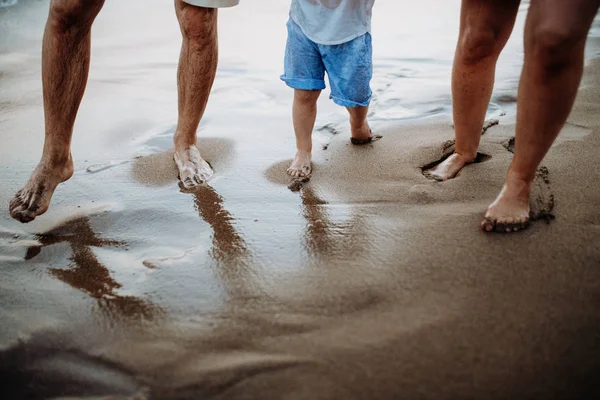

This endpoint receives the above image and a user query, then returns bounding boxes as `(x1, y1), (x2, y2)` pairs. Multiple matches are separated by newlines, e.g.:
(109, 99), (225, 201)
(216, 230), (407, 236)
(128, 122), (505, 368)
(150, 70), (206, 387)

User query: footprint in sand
(529, 165), (555, 222)
(421, 119), (498, 181)
(131, 138), (235, 187)
(264, 160), (313, 193)
(421, 151), (491, 180)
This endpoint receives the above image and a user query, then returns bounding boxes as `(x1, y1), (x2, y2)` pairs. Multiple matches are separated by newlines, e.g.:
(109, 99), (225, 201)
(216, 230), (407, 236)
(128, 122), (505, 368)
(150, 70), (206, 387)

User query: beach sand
(1, 1), (600, 399)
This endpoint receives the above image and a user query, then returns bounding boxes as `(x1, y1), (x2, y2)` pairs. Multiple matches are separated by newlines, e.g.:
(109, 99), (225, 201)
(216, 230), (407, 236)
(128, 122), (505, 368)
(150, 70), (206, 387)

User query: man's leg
(424, 0), (520, 181)
(9, 0), (105, 223)
(482, 0), (600, 232)
(288, 89), (321, 178)
(173, 0), (219, 189)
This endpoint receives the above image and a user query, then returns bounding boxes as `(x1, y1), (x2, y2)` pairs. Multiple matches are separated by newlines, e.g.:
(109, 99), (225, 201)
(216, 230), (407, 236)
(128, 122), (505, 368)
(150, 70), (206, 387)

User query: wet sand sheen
(1, 1), (600, 399)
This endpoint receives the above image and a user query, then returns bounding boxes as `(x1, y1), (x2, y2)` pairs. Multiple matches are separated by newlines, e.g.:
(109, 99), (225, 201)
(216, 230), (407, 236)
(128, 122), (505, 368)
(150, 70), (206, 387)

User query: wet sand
(1, 1), (600, 399)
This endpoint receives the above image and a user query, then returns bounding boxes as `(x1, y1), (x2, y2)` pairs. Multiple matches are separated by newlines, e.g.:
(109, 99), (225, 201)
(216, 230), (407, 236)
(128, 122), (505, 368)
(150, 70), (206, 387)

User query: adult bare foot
(287, 151), (312, 178)
(174, 145), (213, 189)
(9, 156), (74, 223)
(424, 153), (474, 181)
(481, 174), (531, 233)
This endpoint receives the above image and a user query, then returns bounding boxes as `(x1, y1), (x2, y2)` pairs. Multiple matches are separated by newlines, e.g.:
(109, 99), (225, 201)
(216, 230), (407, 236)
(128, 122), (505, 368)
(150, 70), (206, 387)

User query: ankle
(454, 150), (477, 163)
(350, 121), (370, 136)
(295, 138), (312, 155)
(296, 149), (311, 157)
(506, 164), (535, 184)
(41, 151), (71, 169)
(504, 171), (532, 199)
(174, 133), (197, 150)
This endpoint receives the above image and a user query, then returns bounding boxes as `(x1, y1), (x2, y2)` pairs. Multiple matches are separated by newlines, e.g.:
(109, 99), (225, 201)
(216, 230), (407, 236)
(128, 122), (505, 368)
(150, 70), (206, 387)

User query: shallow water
(1, 1), (600, 399)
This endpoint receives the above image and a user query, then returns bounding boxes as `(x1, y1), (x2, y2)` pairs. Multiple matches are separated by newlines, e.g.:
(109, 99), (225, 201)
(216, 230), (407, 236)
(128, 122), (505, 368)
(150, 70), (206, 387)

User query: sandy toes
(9, 157), (74, 223)
(481, 179), (531, 233)
(174, 145), (213, 189)
(287, 151), (312, 178)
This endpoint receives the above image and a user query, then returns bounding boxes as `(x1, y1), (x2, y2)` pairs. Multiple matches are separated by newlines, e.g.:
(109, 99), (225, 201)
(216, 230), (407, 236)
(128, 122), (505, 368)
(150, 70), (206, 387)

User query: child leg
(321, 33), (373, 144)
(289, 89), (321, 177)
(280, 18), (327, 178)
(347, 105), (372, 144)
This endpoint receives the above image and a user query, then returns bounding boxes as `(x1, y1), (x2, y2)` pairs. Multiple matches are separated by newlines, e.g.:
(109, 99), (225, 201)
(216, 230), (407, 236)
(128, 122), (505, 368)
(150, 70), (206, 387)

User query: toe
(515, 218), (530, 232)
(423, 170), (444, 181)
(9, 196), (24, 213)
(9, 191), (31, 220)
(481, 218), (495, 232)
(195, 172), (210, 184)
(432, 173), (445, 182)
(182, 177), (196, 189)
(501, 217), (518, 233)
(9, 189), (24, 206)
(493, 217), (531, 233)
(13, 208), (36, 223)
(193, 174), (204, 185)
(494, 222), (507, 233)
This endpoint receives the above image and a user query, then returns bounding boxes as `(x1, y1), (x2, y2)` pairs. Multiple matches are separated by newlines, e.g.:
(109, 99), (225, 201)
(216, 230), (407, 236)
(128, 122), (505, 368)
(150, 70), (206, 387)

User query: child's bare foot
(174, 145), (213, 189)
(482, 174), (531, 233)
(287, 151), (312, 178)
(350, 121), (373, 145)
(424, 153), (474, 181)
(10, 155), (74, 223)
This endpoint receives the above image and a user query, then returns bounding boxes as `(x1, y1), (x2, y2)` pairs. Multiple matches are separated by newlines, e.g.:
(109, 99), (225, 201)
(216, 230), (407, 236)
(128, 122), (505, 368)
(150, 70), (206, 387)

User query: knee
(294, 90), (320, 106)
(48, 0), (104, 34)
(177, 5), (217, 42)
(530, 25), (584, 72)
(459, 27), (501, 65)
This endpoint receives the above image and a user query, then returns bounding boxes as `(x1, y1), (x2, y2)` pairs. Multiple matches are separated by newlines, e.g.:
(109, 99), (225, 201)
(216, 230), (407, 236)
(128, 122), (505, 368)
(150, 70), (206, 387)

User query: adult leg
(288, 89), (321, 178)
(173, 0), (219, 188)
(9, 0), (105, 223)
(424, 0), (520, 181)
(482, 0), (600, 232)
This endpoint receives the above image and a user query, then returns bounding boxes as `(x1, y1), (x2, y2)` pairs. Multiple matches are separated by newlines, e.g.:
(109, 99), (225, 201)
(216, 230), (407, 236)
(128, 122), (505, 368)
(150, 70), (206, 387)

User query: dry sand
(0, 2), (599, 399)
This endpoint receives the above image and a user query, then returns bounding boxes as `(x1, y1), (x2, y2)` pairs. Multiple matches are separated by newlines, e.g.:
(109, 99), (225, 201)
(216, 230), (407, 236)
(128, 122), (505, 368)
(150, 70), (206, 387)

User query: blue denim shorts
(280, 18), (373, 108)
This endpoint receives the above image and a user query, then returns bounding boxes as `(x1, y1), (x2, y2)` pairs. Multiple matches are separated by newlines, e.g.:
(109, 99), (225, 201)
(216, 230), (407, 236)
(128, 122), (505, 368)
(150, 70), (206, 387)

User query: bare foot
(424, 153), (474, 181)
(10, 155), (74, 223)
(481, 175), (531, 233)
(287, 151), (312, 178)
(174, 145), (213, 189)
(350, 121), (373, 144)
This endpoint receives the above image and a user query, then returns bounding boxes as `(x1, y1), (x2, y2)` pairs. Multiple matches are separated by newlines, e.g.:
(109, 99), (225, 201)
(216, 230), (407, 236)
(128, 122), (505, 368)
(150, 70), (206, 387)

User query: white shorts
(182, 0), (239, 7)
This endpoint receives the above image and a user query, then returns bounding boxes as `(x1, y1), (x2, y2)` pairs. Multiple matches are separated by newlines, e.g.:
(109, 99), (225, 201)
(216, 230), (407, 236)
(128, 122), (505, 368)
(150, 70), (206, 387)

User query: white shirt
(290, 0), (375, 45)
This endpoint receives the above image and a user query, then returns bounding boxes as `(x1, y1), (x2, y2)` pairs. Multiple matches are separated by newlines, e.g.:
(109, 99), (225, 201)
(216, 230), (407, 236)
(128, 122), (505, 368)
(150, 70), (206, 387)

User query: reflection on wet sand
(186, 184), (261, 301)
(25, 216), (159, 319)
(300, 185), (370, 262)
